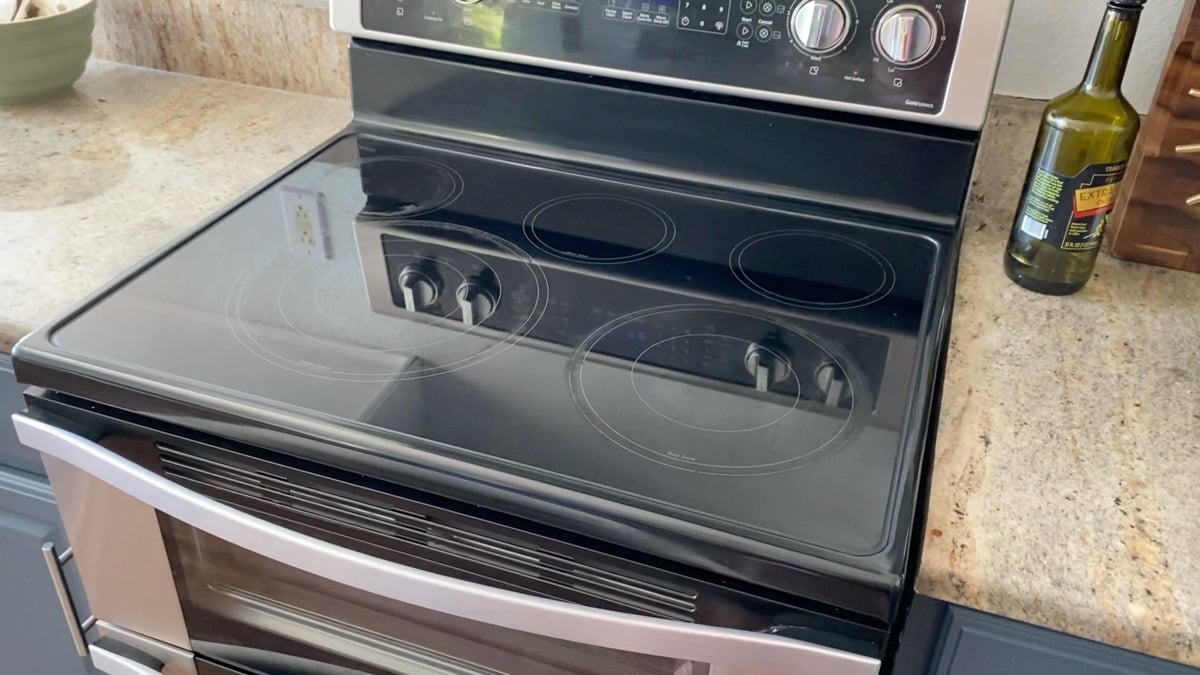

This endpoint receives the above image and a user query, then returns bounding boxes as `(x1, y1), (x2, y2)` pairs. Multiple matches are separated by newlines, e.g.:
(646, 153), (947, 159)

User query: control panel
(338, 0), (1011, 127)
(363, 224), (886, 407)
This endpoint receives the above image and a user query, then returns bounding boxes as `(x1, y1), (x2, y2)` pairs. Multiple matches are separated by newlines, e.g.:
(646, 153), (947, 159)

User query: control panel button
(875, 5), (938, 66)
(740, 0), (758, 13)
(736, 22), (753, 39)
(789, 0), (851, 55)
(755, 25), (772, 42)
(679, 0), (731, 33)
(759, 1), (776, 15)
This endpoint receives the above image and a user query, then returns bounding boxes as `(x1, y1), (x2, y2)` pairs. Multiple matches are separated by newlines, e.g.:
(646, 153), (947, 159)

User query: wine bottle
(1004, 0), (1145, 295)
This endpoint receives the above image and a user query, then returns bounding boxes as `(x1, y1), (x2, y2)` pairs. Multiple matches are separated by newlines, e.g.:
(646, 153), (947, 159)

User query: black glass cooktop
(32, 133), (945, 580)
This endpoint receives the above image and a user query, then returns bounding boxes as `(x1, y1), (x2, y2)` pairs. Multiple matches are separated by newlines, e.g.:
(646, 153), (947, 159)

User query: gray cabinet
(929, 604), (1197, 675)
(0, 354), (95, 675)
(0, 354), (44, 475)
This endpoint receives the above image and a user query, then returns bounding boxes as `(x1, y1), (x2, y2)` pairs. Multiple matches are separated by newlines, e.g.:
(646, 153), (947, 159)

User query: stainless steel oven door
(13, 413), (880, 675)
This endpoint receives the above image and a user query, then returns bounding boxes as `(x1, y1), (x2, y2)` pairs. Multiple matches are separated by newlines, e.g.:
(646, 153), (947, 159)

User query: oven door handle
(14, 414), (879, 675)
(89, 643), (164, 675)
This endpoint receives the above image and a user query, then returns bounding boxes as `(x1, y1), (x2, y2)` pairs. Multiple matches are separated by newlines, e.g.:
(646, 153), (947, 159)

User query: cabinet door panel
(933, 605), (1197, 675)
(1, 354), (45, 475)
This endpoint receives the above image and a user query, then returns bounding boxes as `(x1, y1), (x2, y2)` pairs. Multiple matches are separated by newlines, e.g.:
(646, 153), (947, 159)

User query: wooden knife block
(1109, 0), (1200, 272)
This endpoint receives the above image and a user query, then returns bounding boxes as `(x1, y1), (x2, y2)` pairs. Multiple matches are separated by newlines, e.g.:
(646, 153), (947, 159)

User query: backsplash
(92, 0), (350, 98)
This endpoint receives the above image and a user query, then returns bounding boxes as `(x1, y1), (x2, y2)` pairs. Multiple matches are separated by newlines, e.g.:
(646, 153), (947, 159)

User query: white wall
(995, 0), (1186, 112)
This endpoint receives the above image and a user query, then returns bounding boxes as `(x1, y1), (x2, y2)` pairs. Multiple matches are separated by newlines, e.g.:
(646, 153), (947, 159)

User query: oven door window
(164, 520), (705, 675)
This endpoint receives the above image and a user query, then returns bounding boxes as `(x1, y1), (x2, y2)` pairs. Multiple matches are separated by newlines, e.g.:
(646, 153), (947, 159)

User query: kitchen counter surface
(918, 96), (1200, 667)
(0, 60), (349, 353)
(3, 63), (1199, 668)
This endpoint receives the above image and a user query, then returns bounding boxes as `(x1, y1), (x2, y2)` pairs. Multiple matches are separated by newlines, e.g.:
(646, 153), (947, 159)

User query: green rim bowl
(0, 0), (97, 105)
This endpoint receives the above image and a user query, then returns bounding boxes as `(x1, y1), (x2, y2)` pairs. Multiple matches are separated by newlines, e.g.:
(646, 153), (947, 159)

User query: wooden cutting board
(1108, 0), (1200, 273)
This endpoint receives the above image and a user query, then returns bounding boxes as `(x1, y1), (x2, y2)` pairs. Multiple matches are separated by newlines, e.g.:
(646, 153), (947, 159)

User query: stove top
(23, 131), (947, 597)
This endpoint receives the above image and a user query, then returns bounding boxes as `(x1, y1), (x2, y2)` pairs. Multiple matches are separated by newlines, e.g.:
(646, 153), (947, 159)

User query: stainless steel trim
(216, 585), (501, 675)
(15, 414), (880, 675)
(41, 453), (193, 651)
(329, 0), (1012, 130)
(91, 644), (164, 675)
(95, 622), (197, 675)
(40, 542), (96, 658)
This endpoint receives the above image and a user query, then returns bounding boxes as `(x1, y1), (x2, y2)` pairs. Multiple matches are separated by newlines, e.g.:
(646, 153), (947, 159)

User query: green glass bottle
(1004, 0), (1144, 295)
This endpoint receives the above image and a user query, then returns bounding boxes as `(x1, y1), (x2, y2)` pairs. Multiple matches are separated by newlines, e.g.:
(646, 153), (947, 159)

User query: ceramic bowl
(0, 0), (96, 105)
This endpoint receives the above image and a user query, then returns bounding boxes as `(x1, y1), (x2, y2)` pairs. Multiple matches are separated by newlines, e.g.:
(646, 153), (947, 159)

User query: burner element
(569, 305), (869, 475)
(523, 194), (677, 264)
(354, 156), (464, 219)
(730, 230), (896, 310)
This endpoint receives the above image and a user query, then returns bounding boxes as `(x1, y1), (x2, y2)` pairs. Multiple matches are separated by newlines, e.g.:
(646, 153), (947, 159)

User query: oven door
(13, 412), (880, 675)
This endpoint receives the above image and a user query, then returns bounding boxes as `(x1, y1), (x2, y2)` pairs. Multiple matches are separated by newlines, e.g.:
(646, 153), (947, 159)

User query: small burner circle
(730, 230), (896, 310)
(339, 156), (464, 219)
(523, 194), (677, 264)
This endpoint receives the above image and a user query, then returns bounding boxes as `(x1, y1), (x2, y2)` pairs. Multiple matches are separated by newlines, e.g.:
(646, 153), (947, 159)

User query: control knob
(815, 362), (848, 407)
(397, 265), (440, 313)
(744, 343), (792, 393)
(875, 5), (938, 66)
(456, 278), (497, 327)
(789, 0), (851, 55)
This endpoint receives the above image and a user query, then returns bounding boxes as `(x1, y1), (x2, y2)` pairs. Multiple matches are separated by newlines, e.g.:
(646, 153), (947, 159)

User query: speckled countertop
(2, 63), (1199, 668)
(918, 96), (1200, 667)
(0, 60), (348, 352)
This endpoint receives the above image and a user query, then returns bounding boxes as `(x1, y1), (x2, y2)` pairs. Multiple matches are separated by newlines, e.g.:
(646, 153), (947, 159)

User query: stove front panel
(332, 0), (1011, 129)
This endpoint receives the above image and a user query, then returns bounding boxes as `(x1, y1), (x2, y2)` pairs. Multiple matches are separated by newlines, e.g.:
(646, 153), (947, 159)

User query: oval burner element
(523, 194), (677, 264)
(569, 305), (870, 476)
(730, 230), (896, 310)
(353, 157), (464, 219)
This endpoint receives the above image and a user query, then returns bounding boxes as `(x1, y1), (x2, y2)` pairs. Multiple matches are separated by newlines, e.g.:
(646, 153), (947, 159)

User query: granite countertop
(918, 96), (1200, 667)
(2, 62), (1199, 668)
(0, 60), (349, 353)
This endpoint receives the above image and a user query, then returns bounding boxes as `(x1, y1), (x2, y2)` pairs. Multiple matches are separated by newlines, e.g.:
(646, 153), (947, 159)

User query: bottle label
(1017, 161), (1127, 251)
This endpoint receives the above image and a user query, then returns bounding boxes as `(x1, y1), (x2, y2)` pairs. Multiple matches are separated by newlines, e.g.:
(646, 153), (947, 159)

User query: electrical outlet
(281, 188), (333, 258)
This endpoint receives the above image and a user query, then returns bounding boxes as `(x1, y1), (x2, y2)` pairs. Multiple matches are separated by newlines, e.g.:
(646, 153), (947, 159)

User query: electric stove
(10, 3), (1012, 673)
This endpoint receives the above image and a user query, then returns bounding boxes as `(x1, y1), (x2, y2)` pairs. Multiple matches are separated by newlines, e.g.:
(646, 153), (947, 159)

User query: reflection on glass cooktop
(46, 133), (944, 570)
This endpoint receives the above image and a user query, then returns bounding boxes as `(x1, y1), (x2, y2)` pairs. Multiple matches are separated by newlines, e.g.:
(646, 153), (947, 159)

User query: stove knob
(397, 266), (439, 313)
(744, 343), (792, 393)
(456, 278), (497, 327)
(875, 5), (938, 66)
(815, 362), (848, 407)
(789, 0), (851, 55)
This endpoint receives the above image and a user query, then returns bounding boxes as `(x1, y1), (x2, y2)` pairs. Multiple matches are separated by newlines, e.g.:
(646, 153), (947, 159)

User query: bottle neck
(1081, 6), (1140, 95)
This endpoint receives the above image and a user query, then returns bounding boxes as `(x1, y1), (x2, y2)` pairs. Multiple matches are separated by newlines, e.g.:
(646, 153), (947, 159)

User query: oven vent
(159, 446), (698, 623)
